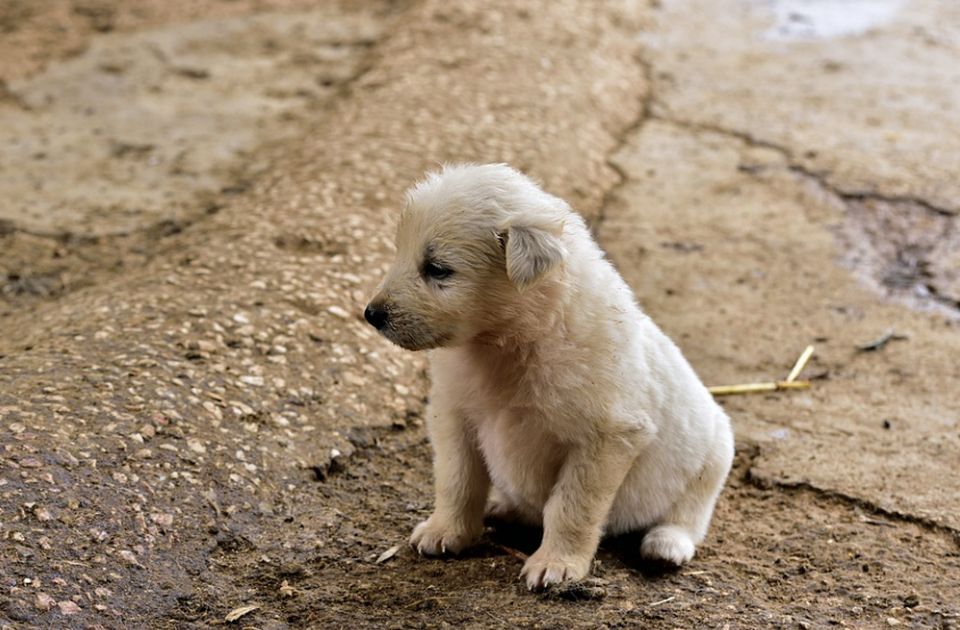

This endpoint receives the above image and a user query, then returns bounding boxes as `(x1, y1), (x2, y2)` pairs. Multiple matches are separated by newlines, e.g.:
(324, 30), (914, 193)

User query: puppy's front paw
(520, 547), (591, 591)
(409, 514), (481, 556)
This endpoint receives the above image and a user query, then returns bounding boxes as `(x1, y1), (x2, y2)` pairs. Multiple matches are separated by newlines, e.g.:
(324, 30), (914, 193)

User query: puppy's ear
(502, 223), (565, 290)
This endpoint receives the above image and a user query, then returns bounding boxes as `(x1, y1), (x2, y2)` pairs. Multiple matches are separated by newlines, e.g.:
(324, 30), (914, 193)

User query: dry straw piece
(708, 345), (814, 397)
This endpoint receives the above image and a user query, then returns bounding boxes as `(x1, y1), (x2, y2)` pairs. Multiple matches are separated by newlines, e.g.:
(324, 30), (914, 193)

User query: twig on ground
(490, 542), (529, 561)
(708, 346), (815, 397)
(786, 345), (815, 382)
(709, 380), (810, 396)
(647, 595), (676, 607)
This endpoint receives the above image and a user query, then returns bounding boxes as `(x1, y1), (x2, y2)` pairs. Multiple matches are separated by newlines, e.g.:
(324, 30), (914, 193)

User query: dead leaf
(376, 544), (401, 564)
(278, 579), (297, 598)
(225, 604), (260, 622)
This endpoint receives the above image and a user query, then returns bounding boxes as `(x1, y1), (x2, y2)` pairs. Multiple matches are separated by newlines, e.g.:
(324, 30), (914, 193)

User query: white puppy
(365, 164), (734, 590)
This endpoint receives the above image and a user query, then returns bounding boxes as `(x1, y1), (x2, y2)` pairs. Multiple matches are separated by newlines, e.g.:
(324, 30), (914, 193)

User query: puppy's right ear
(502, 222), (565, 291)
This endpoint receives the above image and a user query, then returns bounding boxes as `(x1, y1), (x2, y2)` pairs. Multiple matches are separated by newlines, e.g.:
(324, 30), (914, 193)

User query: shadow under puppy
(365, 164), (734, 590)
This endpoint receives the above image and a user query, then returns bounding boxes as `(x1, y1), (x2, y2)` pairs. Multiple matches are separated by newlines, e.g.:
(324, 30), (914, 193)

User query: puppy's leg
(410, 404), (489, 556)
(641, 427), (733, 566)
(521, 436), (638, 590)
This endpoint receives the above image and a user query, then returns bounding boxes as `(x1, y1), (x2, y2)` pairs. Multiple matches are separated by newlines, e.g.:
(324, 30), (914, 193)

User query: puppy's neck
(469, 277), (569, 352)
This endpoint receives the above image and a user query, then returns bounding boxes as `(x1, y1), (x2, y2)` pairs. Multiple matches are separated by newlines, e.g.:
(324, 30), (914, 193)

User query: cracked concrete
(598, 0), (960, 537)
(635, 0), (960, 317)
(601, 115), (960, 532)
(640, 0), (960, 210)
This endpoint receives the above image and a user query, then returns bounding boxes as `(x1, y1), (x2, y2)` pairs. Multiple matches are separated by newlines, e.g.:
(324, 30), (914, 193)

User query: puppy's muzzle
(364, 302), (390, 330)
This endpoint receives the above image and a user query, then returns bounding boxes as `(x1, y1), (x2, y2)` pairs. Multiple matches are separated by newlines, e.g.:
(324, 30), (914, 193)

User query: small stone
(150, 513), (173, 527)
(343, 372), (364, 387)
(58, 600), (82, 615)
(279, 579), (297, 598)
(118, 549), (142, 567)
(10, 423), (25, 434)
(886, 618), (900, 626)
(233, 313), (250, 324)
(239, 375), (264, 387)
(394, 384), (410, 396)
(187, 439), (207, 454)
(35, 592), (55, 611)
(34, 506), (52, 522)
(140, 424), (156, 439)
(903, 594), (919, 608)
(327, 305), (351, 319)
(19, 457), (42, 468)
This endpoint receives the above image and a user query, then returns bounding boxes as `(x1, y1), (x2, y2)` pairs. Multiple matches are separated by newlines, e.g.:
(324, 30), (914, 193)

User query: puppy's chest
(473, 406), (566, 508)
(464, 350), (593, 441)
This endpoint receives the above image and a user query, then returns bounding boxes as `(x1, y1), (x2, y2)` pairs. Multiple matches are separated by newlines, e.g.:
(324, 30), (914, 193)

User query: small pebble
(35, 592), (55, 611)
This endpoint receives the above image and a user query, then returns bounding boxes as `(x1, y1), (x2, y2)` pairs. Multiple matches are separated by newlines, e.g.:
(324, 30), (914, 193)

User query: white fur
(368, 164), (734, 590)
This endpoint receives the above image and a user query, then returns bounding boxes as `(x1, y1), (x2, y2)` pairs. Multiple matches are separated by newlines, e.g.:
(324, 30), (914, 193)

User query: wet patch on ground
(837, 198), (960, 316)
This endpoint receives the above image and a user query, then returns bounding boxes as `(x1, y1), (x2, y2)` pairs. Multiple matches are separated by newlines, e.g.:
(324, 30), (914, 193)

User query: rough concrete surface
(1, 0), (958, 628)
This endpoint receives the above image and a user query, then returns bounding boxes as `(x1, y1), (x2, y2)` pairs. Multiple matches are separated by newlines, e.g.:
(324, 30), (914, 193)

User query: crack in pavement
(648, 111), (958, 218)
(590, 54), (655, 239)
(743, 445), (960, 547)
(624, 109), (960, 312)
(631, 110), (960, 315)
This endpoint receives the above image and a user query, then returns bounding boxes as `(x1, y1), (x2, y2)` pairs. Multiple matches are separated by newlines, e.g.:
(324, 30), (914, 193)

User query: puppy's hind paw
(640, 525), (696, 567)
(409, 515), (481, 556)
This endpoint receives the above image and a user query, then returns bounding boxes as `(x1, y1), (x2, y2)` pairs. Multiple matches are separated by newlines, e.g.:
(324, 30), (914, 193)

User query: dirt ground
(1, 1), (958, 628)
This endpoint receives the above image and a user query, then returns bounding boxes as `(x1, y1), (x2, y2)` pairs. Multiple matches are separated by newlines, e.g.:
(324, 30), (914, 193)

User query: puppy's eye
(423, 261), (453, 280)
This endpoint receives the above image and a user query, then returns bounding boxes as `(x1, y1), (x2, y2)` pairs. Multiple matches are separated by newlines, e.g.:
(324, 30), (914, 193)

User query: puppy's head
(365, 164), (570, 351)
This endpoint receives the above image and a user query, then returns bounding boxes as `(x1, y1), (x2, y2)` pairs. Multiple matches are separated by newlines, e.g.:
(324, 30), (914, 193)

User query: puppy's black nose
(364, 303), (389, 330)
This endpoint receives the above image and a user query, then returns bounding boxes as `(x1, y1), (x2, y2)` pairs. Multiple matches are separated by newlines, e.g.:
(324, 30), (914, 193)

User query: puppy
(365, 164), (734, 590)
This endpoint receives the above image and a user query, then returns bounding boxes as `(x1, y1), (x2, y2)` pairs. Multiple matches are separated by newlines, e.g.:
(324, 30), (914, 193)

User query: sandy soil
(1, 1), (958, 628)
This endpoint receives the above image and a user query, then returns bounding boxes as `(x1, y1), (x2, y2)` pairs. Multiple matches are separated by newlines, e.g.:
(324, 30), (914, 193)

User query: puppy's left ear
(501, 221), (566, 291)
